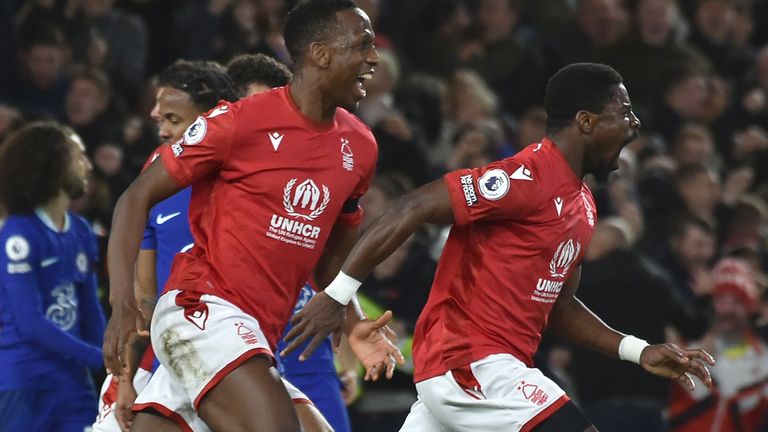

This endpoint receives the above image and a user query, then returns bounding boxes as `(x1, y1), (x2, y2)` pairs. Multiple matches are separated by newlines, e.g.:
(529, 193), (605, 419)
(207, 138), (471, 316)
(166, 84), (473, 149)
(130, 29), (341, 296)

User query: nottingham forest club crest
(283, 178), (330, 221)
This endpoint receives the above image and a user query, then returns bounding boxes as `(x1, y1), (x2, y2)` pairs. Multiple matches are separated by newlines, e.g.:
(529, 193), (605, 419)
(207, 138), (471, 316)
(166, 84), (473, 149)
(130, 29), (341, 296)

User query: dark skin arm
(548, 267), (715, 390)
(103, 160), (181, 376)
(282, 179), (453, 374)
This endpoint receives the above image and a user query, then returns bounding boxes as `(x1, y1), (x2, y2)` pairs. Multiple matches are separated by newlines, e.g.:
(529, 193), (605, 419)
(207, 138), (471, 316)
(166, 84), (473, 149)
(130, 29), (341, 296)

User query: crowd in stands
(1, 0), (767, 430)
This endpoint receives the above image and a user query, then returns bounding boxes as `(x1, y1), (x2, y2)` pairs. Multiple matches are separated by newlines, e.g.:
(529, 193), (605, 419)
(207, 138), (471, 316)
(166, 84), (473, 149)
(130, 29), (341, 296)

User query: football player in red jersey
(287, 63), (716, 431)
(103, 0), (403, 431)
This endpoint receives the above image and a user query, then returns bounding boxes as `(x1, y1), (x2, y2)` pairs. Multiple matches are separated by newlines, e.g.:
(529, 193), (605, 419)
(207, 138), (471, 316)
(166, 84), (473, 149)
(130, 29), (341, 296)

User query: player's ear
(308, 41), (331, 69)
(575, 111), (596, 134)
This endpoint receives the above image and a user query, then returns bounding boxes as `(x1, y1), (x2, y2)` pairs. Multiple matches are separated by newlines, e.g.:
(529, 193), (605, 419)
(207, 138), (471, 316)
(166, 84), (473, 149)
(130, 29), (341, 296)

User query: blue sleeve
(1, 226), (103, 369)
(141, 217), (156, 251)
(78, 222), (106, 349)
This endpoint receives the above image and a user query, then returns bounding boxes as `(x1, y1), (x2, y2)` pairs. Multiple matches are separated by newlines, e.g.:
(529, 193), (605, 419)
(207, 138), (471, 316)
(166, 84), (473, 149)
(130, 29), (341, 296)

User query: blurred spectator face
(448, 70), (497, 125)
(677, 168), (721, 216)
(577, 0), (629, 47)
(671, 223), (716, 270)
(93, 144), (123, 176)
(636, 0), (676, 47)
(713, 292), (749, 334)
(477, 0), (519, 43)
(451, 127), (493, 169)
(150, 87), (201, 144)
(694, 0), (736, 43)
(711, 258), (758, 334)
(82, 0), (115, 18)
(23, 44), (64, 89)
(669, 124), (714, 167)
(0, 105), (22, 140)
(66, 77), (109, 127)
(666, 73), (708, 120)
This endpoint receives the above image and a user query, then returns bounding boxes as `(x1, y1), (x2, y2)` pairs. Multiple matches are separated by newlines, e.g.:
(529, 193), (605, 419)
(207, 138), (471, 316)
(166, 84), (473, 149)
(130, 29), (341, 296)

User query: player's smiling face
(325, 8), (379, 110)
(585, 83), (640, 182)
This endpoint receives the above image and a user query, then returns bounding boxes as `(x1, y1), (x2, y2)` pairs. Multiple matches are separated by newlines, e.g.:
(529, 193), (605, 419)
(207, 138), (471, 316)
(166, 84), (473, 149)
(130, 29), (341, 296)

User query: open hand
(348, 310), (405, 381)
(281, 291), (346, 360)
(640, 343), (715, 390)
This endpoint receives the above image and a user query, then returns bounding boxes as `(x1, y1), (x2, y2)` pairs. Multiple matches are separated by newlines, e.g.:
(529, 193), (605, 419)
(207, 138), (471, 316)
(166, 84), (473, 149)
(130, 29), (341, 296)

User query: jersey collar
(35, 208), (71, 233)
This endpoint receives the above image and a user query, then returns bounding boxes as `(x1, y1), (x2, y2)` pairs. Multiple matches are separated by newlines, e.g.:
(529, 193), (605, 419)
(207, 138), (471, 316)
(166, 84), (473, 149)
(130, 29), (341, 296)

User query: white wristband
(324, 272), (362, 305)
(618, 335), (650, 364)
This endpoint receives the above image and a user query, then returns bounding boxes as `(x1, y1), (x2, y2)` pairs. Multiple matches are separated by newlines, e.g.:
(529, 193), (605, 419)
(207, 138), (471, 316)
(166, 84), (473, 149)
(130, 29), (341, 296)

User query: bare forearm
(548, 297), (624, 359)
(108, 190), (151, 306)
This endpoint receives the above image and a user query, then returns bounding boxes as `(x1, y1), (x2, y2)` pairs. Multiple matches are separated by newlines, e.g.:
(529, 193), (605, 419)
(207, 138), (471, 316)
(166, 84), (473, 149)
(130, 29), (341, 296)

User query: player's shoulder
(0, 214), (39, 239)
(0, 214), (41, 262)
(235, 86), (286, 111)
(503, 140), (566, 185)
(141, 145), (165, 172)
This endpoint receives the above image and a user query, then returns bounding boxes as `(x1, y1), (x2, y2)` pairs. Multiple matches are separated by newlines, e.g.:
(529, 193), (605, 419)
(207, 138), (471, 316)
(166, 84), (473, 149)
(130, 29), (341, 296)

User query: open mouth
(355, 71), (374, 98)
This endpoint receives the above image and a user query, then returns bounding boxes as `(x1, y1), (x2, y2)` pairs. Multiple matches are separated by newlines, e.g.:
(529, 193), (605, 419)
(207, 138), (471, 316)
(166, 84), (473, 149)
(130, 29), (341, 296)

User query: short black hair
(0, 122), (73, 214)
(544, 63), (624, 133)
(157, 60), (239, 111)
(226, 54), (293, 96)
(284, 0), (358, 64)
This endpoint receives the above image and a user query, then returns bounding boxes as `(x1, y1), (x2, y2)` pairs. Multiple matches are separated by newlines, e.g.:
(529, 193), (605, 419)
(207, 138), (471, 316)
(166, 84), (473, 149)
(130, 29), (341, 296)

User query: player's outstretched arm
(282, 178), (454, 358)
(548, 267), (715, 389)
(104, 159), (180, 375)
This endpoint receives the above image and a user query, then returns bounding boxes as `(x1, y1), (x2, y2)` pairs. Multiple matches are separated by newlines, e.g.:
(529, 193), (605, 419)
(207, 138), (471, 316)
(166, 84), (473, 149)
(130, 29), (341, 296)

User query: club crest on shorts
(478, 169), (509, 200)
(183, 116), (207, 145)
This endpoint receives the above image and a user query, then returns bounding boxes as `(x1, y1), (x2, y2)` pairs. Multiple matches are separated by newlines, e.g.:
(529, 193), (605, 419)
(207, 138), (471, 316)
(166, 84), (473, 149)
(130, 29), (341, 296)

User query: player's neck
(288, 76), (336, 124)
(547, 132), (586, 179)
(41, 191), (70, 231)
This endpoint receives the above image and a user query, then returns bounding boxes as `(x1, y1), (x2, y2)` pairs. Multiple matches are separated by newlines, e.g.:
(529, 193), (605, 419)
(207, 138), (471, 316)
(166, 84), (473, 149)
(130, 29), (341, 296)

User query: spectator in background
(461, 0), (547, 115)
(0, 104), (24, 143)
(403, 0), (470, 79)
(667, 123), (717, 168)
(67, 0), (147, 101)
(652, 67), (711, 142)
(0, 122), (105, 431)
(6, 23), (69, 120)
(689, 0), (754, 85)
(64, 67), (124, 155)
(669, 258), (768, 432)
(553, 0), (629, 67)
(610, 0), (709, 117)
(674, 164), (722, 228)
(570, 217), (710, 432)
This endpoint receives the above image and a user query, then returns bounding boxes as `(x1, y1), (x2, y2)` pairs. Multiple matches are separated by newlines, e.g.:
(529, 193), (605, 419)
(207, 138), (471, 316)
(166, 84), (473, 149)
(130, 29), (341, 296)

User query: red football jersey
(158, 86), (377, 348)
(413, 138), (596, 382)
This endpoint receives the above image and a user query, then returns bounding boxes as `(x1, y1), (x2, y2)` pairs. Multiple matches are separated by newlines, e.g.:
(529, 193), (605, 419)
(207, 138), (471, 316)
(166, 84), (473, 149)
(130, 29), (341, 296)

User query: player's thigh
(197, 354), (301, 432)
(417, 354), (582, 432)
(286, 372), (349, 432)
(53, 386), (98, 432)
(399, 395), (449, 432)
(530, 400), (593, 432)
(131, 410), (187, 432)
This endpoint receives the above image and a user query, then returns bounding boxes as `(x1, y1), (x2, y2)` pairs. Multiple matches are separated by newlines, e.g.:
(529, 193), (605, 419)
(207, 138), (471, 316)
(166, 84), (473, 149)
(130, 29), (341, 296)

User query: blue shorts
(0, 387), (97, 432)
(285, 372), (351, 432)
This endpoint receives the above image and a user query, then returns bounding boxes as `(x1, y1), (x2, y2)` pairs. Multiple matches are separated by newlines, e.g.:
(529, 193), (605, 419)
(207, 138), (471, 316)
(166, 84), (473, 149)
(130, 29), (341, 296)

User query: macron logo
(156, 212), (181, 225)
(554, 197), (563, 216)
(269, 132), (284, 151)
(510, 164), (533, 181)
(207, 105), (228, 118)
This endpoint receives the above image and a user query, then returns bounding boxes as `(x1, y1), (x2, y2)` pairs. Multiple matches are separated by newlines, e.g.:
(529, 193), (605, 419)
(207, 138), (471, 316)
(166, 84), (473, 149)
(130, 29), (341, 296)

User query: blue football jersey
(142, 188), (194, 294)
(277, 283), (336, 375)
(0, 210), (105, 390)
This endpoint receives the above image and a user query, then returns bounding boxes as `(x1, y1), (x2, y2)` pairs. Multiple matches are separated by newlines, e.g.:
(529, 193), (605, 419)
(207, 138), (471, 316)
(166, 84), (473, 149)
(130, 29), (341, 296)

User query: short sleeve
(444, 158), (543, 226)
(336, 137), (378, 227)
(160, 101), (236, 188)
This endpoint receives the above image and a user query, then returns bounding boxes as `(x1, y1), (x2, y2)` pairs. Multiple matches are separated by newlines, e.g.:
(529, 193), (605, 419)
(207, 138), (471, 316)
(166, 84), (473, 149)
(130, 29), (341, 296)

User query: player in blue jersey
(0, 122), (105, 432)
(227, 52), (357, 432)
